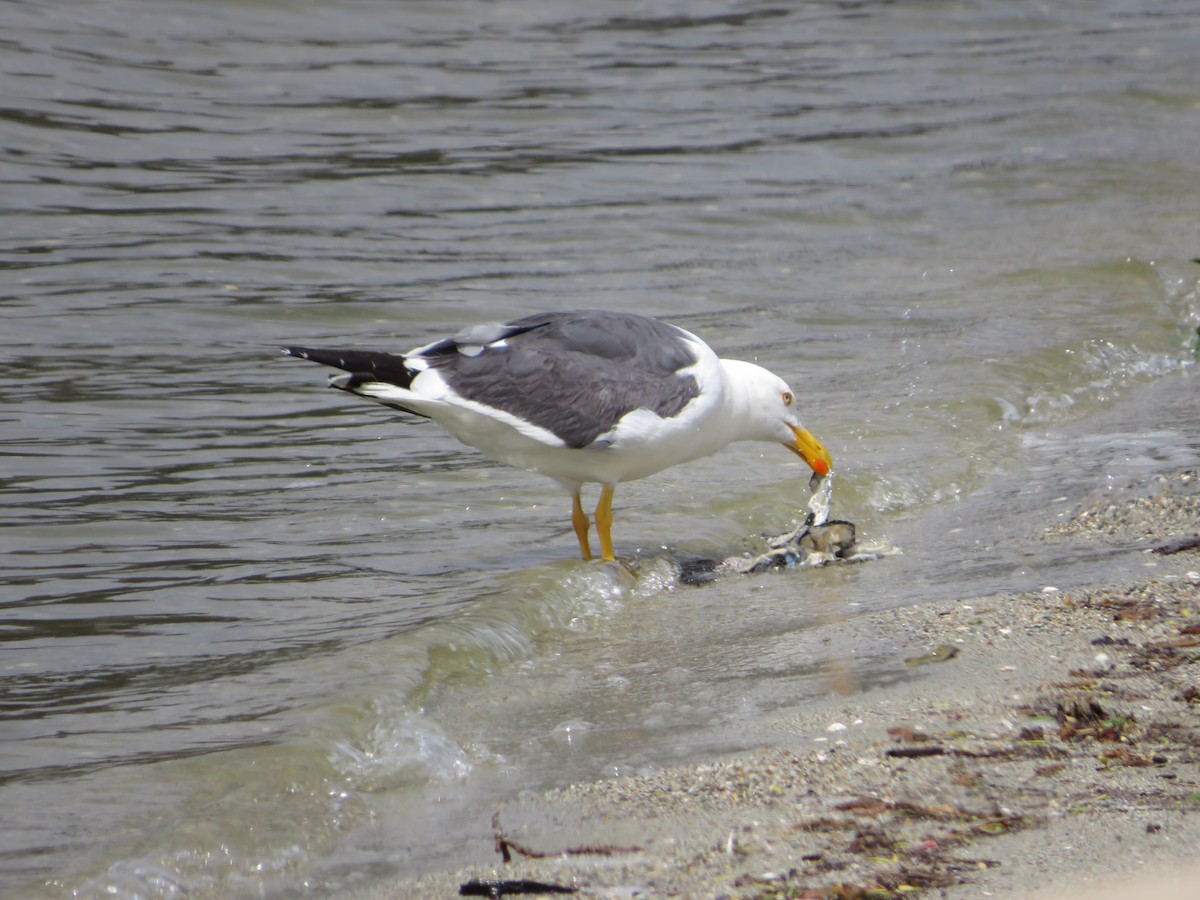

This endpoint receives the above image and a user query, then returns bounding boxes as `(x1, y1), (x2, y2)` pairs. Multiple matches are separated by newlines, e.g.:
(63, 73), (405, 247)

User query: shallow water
(3, 0), (1199, 895)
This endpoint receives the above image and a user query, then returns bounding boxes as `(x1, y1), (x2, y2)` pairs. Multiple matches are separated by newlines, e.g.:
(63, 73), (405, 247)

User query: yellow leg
(595, 484), (616, 562)
(571, 489), (593, 561)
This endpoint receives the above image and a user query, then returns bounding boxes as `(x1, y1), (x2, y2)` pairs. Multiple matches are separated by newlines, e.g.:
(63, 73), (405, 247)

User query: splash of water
(807, 471), (834, 527)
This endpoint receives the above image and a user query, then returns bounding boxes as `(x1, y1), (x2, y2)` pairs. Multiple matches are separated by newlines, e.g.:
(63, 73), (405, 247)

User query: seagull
(282, 309), (831, 562)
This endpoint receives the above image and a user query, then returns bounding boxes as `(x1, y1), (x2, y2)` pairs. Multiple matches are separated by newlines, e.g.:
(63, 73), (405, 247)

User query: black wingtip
(279, 346), (417, 389)
(280, 346), (354, 369)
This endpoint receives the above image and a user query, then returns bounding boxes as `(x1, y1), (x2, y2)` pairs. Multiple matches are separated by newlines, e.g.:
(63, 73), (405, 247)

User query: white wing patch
(332, 369), (568, 454)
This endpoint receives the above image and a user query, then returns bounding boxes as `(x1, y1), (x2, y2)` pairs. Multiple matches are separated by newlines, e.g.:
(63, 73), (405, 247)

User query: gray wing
(423, 310), (703, 448)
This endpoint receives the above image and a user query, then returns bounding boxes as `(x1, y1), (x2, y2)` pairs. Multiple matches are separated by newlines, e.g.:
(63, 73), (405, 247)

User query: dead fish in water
(744, 518), (861, 571)
(669, 470), (898, 585)
(677, 518), (862, 585)
(675, 517), (899, 585)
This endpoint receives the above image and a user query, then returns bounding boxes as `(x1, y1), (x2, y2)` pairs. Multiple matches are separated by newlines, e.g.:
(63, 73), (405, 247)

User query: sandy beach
(350, 467), (1199, 899)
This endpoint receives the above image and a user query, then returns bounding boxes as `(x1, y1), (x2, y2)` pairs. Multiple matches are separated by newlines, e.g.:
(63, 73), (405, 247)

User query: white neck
(717, 358), (788, 444)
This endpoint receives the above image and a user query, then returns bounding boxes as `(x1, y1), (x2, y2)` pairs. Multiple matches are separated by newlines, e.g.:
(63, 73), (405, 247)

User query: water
(3, 0), (1199, 894)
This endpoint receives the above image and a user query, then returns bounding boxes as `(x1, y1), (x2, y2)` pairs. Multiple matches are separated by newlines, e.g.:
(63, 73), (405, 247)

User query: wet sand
(348, 467), (1199, 899)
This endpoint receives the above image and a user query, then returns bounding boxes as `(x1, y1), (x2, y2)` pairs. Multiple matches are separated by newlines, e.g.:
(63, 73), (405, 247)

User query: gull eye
(781, 390), (794, 406)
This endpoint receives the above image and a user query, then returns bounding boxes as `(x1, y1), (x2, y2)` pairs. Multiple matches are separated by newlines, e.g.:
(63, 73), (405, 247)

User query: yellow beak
(787, 424), (832, 476)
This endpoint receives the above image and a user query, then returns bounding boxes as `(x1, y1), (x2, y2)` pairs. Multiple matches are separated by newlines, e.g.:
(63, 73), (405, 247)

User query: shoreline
(349, 468), (1199, 899)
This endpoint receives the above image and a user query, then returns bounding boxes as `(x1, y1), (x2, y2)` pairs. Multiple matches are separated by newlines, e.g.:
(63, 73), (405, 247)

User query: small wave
(331, 708), (473, 787)
(74, 859), (189, 899)
(865, 475), (965, 513)
(997, 340), (1190, 428)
